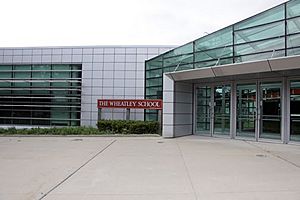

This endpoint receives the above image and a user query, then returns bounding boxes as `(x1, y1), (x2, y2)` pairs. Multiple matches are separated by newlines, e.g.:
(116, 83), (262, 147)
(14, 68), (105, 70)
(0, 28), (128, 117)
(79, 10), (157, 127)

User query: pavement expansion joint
(38, 139), (117, 200)
(243, 140), (300, 169)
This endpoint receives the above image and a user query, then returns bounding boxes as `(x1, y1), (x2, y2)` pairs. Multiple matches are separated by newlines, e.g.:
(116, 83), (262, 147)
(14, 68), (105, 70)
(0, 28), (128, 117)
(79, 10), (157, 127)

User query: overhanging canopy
(165, 55), (300, 81)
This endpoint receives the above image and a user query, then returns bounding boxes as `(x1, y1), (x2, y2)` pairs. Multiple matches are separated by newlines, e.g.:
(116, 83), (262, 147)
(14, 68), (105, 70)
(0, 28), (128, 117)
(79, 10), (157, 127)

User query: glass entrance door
(290, 81), (300, 142)
(213, 85), (231, 135)
(195, 84), (231, 136)
(196, 86), (211, 134)
(236, 84), (256, 138)
(260, 82), (281, 139)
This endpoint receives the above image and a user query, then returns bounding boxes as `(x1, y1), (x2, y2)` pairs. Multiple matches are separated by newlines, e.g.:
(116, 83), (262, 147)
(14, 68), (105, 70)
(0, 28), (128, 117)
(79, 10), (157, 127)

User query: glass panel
(146, 87), (162, 97)
(0, 64), (82, 126)
(146, 78), (162, 87)
(163, 66), (176, 73)
(52, 64), (70, 70)
(287, 47), (300, 56)
(195, 47), (233, 62)
(237, 84), (256, 137)
(290, 81), (300, 141)
(32, 64), (51, 71)
(194, 60), (218, 68)
(163, 43), (193, 58)
(260, 82), (281, 140)
(214, 85), (231, 135)
(287, 0), (300, 18)
(146, 56), (163, 70)
(195, 27), (232, 51)
(287, 17), (300, 34)
(235, 37), (285, 56)
(163, 54), (193, 67)
(287, 33), (300, 48)
(235, 50), (285, 63)
(0, 65), (12, 81)
(71, 64), (81, 70)
(196, 86), (211, 134)
(235, 21), (284, 44)
(176, 64), (193, 71)
(0, 66), (12, 80)
(145, 110), (158, 121)
(14, 65), (31, 71)
(235, 5), (284, 30)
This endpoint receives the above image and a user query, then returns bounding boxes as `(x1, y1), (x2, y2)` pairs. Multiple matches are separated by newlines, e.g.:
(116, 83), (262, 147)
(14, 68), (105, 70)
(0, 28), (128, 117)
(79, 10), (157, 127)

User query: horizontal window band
(0, 117), (80, 121)
(0, 104), (81, 108)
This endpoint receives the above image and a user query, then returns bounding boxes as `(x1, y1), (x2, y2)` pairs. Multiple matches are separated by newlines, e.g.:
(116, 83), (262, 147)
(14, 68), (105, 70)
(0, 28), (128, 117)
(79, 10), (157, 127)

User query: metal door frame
(194, 82), (232, 137)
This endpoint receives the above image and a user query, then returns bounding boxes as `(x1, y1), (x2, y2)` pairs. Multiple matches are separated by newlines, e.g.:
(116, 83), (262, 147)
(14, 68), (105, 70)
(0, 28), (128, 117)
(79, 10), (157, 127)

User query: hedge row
(97, 120), (159, 134)
(0, 120), (160, 135)
(0, 126), (102, 135)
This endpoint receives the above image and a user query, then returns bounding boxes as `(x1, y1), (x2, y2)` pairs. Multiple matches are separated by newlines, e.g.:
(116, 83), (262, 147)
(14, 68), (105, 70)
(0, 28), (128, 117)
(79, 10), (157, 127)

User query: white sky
(0, 0), (287, 47)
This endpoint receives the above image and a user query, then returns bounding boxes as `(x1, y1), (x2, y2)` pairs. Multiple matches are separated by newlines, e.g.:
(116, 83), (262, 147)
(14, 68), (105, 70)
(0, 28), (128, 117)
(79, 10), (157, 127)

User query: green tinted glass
(287, 33), (300, 48)
(0, 65), (12, 71)
(14, 65), (31, 71)
(146, 87), (161, 96)
(235, 21), (284, 44)
(287, 17), (300, 34)
(146, 56), (163, 70)
(287, 0), (300, 18)
(195, 47), (233, 62)
(195, 27), (232, 51)
(0, 66), (12, 78)
(288, 47), (300, 56)
(0, 64), (81, 126)
(163, 66), (176, 73)
(176, 64), (193, 71)
(163, 54), (193, 67)
(164, 43), (193, 58)
(235, 5), (284, 30)
(236, 38), (284, 56)
(146, 78), (162, 87)
(32, 64), (51, 70)
(194, 60), (218, 68)
(235, 50), (285, 63)
(146, 68), (162, 79)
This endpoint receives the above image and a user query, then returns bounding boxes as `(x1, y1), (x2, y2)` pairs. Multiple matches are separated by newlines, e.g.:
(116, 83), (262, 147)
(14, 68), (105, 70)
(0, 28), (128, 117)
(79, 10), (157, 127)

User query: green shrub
(0, 126), (102, 135)
(97, 120), (159, 134)
(0, 121), (160, 135)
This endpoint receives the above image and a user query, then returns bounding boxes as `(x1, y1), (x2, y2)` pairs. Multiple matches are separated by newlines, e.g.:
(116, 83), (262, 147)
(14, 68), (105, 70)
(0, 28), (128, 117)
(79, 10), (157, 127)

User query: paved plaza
(0, 136), (299, 200)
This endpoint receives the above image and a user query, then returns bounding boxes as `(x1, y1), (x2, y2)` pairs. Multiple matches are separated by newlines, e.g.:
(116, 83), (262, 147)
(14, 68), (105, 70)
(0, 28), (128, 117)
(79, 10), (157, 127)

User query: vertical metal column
(230, 82), (237, 139)
(126, 108), (130, 120)
(281, 77), (289, 144)
(193, 85), (197, 135)
(238, 87), (242, 134)
(98, 108), (102, 120)
(287, 79), (291, 144)
(222, 87), (225, 132)
(210, 86), (215, 136)
(158, 109), (162, 135)
(255, 81), (261, 142)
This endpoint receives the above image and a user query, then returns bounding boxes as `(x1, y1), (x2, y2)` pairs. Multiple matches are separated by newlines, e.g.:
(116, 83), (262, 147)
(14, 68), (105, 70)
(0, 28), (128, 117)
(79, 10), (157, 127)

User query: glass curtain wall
(145, 0), (300, 120)
(0, 64), (82, 126)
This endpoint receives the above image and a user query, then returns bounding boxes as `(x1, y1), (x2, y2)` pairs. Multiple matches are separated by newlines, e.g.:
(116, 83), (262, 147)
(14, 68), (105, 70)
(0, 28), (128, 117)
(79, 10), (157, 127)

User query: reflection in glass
(196, 86), (211, 134)
(260, 82), (281, 139)
(237, 84), (256, 137)
(290, 81), (300, 141)
(214, 85), (231, 135)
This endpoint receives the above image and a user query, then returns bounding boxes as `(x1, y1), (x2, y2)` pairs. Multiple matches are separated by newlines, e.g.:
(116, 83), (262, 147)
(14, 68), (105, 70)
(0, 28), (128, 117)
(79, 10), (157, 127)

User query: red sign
(97, 99), (162, 110)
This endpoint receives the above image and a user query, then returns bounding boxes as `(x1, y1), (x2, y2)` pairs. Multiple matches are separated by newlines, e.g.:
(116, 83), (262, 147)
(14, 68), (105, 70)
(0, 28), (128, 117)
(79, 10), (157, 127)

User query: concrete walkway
(0, 136), (299, 200)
